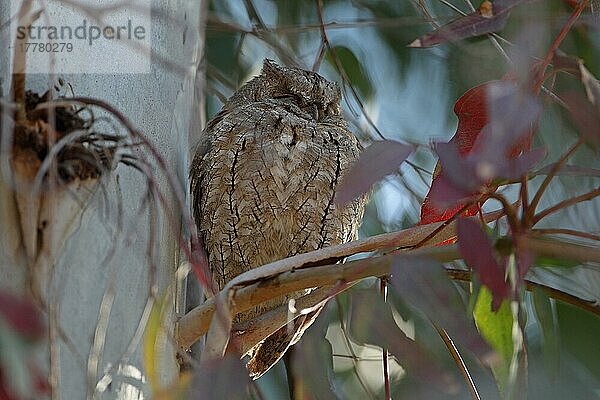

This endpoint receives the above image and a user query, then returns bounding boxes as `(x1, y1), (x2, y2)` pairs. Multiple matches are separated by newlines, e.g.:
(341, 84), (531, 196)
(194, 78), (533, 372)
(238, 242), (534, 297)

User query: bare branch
(177, 234), (600, 350)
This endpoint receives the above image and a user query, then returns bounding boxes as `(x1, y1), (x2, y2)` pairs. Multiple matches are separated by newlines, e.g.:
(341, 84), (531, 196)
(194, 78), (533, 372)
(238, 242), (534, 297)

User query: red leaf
(419, 82), (495, 225)
(408, 0), (527, 48)
(419, 81), (543, 226)
(0, 291), (43, 339)
(419, 176), (480, 225)
(457, 218), (509, 310)
(335, 140), (412, 205)
(451, 82), (492, 154)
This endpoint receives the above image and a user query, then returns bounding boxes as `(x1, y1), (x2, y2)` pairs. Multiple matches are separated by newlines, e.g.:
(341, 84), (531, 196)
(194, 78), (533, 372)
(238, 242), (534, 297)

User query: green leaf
(326, 46), (374, 99)
(556, 301), (600, 380)
(473, 286), (513, 390)
(143, 293), (171, 393)
(531, 288), (560, 379)
(534, 256), (579, 269)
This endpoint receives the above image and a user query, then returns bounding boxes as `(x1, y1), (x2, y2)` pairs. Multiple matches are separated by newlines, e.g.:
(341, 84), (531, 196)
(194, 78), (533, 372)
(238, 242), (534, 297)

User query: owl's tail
(246, 306), (323, 379)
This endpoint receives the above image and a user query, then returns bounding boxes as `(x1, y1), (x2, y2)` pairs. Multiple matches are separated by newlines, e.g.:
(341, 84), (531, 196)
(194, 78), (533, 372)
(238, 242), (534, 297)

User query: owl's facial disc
(262, 59), (341, 121)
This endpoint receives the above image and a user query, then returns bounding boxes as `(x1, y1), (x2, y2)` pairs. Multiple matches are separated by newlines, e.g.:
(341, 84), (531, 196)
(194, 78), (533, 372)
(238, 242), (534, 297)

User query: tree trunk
(0, 1), (206, 398)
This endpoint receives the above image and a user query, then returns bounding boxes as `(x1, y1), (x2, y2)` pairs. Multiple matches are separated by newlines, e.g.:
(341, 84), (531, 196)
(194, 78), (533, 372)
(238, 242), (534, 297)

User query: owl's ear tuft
(262, 59), (283, 77)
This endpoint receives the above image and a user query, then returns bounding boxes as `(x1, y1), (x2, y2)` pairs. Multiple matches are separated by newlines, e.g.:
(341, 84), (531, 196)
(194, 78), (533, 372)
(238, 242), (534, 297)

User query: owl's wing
(189, 108), (229, 230)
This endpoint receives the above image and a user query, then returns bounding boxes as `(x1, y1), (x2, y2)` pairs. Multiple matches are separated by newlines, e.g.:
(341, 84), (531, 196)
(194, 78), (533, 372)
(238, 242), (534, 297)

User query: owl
(190, 59), (366, 378)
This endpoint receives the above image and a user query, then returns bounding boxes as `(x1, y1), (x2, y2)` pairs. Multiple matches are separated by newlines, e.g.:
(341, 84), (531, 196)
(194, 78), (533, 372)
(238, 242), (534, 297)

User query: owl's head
(231, 59), (342, 121)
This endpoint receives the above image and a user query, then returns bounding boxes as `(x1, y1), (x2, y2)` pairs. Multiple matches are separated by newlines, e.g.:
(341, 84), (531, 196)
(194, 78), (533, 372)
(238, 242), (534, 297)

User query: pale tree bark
(0, 1), (206, 398)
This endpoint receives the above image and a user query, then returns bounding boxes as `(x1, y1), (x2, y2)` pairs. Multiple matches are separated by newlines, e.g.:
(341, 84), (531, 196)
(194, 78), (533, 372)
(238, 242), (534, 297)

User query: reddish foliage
(420, 80), (543, 226)
(0, 291), (44, 339)
(563, 92), (600, 148)
(457, 218), (509, 310)
(0, 292), (48, 400)
(419, 178), (480, 226)
(409, 0), (527, 48)
(419, 82), (493, 225)
(452, 83), (492, 156)
(335, 140), (413, 206)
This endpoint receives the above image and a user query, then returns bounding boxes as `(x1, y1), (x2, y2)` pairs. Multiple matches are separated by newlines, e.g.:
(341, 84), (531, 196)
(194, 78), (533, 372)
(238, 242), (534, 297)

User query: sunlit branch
(177, 235), (600, 350)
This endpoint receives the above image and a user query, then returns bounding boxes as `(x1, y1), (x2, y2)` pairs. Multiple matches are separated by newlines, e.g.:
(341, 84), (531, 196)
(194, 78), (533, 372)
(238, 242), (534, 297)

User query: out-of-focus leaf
(532, 288), (560, 379)
(202, 294), (233, 361)
(474, 287), (513, 390)
(419, 175), (481, 225)
(471, 81), (542, 165)
(153, 373), (192, 400)
(551, 52), (600, 147)
(0, 314), (48, 399)
(291, 306), (340, 400)
(580, 63), (600, 109)
(553, 52), (600, 108)
(326, 46), (374, 99)
(187, 356), (251, 400)
(390, 257), (493, 361)
(348, 289), (457, 393)
(515, 245), (534, 279)
(458, 218), (509, 309)
(0, 320), (32, 399)
(409, 0), (527, 48)
(143, 294), (170, 393)
(562, 92), (600, 148)
(556, 301), (600, 379)
(0, 291), (43, 339)
(419, 81), (498, 224)
(425, 81), (543, 211)
(528, 264), (600, 306)
(534, 256), (579, 269)
(335, 140), (412, 205)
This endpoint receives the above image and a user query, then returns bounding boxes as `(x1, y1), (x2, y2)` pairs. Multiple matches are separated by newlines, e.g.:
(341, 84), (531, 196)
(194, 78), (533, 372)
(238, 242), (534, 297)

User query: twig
(530, 228), (600, 242)
(380, 277), (391, 400)
(487, 192), (520, 234)
(315, 0), (386, 140)
(526, 138), (584, 225)
(335, 297), (376, 400)
(37, 98), (212, 289)
(533, 0), (589, 92)
(533, 187), (600, 225)
(443, 268), (600, 318)
(413, 201), (478, 248)
(179, 206), (506, 348)
(436, 327), (480, 400)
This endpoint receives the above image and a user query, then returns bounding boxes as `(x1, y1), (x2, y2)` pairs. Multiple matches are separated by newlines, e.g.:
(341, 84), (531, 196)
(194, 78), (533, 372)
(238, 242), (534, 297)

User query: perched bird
(190, 59), (366, 378)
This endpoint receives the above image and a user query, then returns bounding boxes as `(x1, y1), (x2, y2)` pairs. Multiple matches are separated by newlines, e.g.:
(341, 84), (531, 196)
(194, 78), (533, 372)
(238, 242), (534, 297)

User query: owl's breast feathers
(191, 101), (364, 291)
(190, 84), (366, 378)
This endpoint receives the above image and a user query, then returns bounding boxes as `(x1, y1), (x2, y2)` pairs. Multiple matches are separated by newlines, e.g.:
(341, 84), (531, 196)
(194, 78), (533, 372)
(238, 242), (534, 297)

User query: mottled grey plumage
(190, 59), (365, 378)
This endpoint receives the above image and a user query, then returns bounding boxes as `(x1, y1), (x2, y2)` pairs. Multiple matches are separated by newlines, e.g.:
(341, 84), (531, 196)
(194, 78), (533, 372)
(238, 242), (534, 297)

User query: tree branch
(176, 244), (460, 349)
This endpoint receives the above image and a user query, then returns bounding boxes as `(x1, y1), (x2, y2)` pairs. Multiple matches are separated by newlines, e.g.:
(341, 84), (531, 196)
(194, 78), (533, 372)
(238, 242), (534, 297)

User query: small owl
(190, 59), (365, 378)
